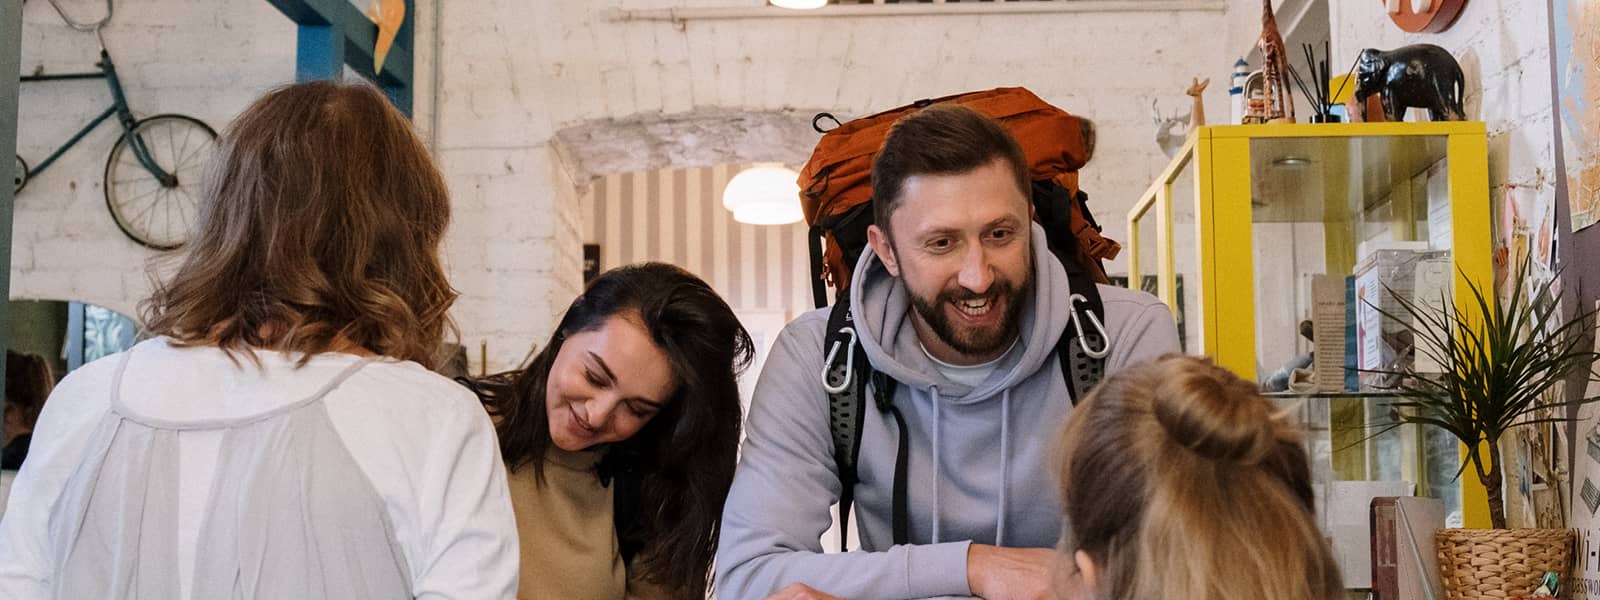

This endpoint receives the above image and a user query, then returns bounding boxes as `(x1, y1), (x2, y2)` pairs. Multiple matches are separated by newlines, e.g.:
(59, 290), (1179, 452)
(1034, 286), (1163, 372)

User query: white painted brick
(18, 0), (1544, 371)
(1333, 0), (1555, 244)
(684, 22), (721, 110)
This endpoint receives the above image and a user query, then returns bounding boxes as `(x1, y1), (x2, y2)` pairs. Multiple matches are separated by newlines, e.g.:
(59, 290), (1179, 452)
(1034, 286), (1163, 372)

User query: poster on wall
(1570, 343), (1600, 598)
(1554, 0), (1600, 231)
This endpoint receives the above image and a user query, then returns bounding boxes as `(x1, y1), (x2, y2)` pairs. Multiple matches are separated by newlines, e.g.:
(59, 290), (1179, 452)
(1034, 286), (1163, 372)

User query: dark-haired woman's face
(545, 314), (676, 451)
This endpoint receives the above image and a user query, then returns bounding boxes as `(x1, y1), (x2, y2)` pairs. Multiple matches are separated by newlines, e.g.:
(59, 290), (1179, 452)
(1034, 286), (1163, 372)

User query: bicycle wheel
(12, 155), (26, 194)
(104, 114), (217, 250)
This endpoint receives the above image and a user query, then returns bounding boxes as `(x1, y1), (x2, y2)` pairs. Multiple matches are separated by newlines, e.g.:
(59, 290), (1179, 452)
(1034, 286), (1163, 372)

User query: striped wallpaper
(580, 164), (820, 321)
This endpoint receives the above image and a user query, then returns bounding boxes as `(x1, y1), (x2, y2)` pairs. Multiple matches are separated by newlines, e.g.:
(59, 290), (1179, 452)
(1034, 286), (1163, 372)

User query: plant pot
(1435, 528), (1571, 599)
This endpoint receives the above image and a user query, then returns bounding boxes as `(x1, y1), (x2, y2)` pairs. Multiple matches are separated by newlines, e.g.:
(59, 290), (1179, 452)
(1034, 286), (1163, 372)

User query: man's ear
(867, 224), (900, 278)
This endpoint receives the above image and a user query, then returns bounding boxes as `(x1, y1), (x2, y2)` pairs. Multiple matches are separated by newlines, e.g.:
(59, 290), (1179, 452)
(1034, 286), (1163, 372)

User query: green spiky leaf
(1360, 257), (1600, 529)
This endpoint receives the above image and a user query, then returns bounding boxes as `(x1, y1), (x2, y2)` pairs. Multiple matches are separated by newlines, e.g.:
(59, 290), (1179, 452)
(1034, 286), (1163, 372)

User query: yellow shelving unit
(1127, 121), (1492, 529)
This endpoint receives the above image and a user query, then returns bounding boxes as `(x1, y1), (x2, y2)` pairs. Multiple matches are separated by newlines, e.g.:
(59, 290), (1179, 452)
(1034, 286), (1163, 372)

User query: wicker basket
(1435, 528), (1572, 599)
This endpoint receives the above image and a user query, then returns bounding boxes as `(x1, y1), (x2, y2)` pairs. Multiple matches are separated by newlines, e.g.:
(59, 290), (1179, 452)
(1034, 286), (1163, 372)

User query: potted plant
(1369, 259), (1600, 599)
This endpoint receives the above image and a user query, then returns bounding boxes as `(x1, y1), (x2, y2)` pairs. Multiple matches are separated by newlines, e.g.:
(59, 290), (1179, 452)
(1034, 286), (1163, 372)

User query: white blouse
(0, 338), (518, 599)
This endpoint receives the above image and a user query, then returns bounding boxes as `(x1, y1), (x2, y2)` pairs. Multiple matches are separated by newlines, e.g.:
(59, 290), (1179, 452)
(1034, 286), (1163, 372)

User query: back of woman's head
(5, 350), (54, 429)
(479, 262), (752, 598)
(1057, 355), (1341, 600)
(143, 80), (455, 365)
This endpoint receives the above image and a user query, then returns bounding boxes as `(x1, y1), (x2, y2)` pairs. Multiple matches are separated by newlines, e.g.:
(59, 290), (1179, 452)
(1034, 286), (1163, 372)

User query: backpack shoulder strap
(1058, 271), (1109, 405)
(822, 294), (911, 549)
(823, 296), (870, 550)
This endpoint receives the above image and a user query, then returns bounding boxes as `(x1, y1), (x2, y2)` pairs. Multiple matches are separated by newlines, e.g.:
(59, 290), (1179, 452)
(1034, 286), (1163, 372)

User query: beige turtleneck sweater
(505, 448), (670, 600)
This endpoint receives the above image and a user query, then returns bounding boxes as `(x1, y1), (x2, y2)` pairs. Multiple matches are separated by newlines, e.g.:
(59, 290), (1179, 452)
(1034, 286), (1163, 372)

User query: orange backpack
(798, 87), (1119, 307)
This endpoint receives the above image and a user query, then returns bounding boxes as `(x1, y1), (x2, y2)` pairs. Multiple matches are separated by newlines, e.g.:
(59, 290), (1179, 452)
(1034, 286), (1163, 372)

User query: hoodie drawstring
(997, 389), (1011, 546)
(930, 385), (942, 544)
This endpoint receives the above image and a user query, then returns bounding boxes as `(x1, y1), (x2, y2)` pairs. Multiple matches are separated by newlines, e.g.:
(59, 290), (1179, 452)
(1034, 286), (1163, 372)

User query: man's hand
(763, 583), (845, 600)
(966, 544), (1056, 600)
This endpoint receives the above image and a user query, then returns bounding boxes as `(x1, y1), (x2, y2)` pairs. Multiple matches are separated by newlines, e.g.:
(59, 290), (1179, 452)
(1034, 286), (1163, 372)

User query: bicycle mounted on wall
(13, 0), (216, 250)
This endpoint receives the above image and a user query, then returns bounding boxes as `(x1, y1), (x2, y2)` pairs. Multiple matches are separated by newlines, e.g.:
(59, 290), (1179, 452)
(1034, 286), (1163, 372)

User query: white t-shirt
(919, 341), (1015, 389)
(0, 338), (519, 599)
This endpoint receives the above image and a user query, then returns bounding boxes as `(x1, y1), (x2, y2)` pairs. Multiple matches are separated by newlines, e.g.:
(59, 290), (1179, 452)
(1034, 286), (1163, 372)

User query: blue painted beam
(296, 24), (344, 82)
(266, 0), (414, 114)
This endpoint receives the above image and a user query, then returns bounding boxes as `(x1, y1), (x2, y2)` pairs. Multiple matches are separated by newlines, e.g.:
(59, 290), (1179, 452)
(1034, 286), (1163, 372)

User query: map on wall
(1555, 0), (1600, 231)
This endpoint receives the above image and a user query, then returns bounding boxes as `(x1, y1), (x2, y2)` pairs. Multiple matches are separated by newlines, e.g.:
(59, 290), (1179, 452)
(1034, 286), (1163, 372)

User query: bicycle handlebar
(45, 0), (114, 34)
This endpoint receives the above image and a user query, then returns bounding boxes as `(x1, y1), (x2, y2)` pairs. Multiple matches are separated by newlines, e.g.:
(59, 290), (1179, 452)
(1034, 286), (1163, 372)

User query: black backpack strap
(823, 295), (912, 549)
(823, 296), (868, 550)
(809, 225), (829, 309)
(1058, 271), (1109, 405)
(870, 370), (909, 545)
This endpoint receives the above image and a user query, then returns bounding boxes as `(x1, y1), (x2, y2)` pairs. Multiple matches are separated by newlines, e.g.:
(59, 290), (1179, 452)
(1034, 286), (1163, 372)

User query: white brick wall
(14, 0), (294, 320)
(16, 0), (1261, 373)
(431, 0), (1238, 371)
(1331, 0), (1555, 218)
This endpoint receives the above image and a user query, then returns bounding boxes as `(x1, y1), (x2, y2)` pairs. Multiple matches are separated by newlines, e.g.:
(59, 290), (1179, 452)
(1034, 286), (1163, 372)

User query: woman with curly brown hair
(0, 80), (517, 600)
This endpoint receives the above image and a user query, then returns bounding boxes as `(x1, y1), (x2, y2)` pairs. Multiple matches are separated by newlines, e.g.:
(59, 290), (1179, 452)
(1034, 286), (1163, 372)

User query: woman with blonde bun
(1055, 354), (1342, 600)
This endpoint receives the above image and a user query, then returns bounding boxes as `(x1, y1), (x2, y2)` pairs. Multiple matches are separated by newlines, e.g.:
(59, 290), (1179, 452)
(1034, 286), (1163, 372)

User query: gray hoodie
(716, 224), (1180, 600)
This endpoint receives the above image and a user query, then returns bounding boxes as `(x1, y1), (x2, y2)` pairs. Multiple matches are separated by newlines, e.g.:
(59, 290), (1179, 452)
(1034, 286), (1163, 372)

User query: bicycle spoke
(163, 187), (176, 241)
(165, 127), (177, 167)
(181, 139), (211, 171)
(118, 152), (143, 177)
(125, 186), (165, 229)
(119, 182), (164, 208)
(113, 174), (161, 185)
(116, 170), (160, 192)
(152, 188), (174, 239)
(175, 128), (195, 168)
(123, 179), (161, 205)
(179, 187), (198, 217)
(177, 190), (193, 233)
(142, 188), (161, 239)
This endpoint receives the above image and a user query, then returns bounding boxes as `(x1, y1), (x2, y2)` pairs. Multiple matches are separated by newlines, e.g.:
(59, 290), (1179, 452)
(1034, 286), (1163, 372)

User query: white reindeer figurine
(1152, 98), (1189, 158)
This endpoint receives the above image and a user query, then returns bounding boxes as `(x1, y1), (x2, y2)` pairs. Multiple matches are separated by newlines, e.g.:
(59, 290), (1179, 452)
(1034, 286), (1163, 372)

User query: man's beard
(907, 261), (1035, 359)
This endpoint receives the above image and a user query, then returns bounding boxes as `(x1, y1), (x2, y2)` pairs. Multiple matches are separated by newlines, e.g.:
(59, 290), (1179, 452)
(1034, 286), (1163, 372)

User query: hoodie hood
(848, 223), (1073, 403)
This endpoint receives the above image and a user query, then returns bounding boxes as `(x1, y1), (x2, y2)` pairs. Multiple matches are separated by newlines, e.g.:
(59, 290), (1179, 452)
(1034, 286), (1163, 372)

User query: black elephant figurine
(1354, 44), (1466, 122)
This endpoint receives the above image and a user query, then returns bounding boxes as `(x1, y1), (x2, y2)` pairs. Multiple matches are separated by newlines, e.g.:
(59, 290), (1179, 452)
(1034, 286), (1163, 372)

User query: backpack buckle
(1069, 294), (1111, 359)
(821, 327), (859, 394)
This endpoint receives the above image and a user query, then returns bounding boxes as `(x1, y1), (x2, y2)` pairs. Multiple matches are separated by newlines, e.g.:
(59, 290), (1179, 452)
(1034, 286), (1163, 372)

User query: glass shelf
(1127, 122), (1492, 529)
(1264, 391), (1405, 399)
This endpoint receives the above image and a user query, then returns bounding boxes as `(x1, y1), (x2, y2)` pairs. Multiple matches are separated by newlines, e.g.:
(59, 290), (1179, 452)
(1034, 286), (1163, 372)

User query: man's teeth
(956, 298), (992, 316)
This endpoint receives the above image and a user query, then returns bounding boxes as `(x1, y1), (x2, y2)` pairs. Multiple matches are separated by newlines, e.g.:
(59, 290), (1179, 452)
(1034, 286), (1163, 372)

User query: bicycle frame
(19, 49), (174, 185)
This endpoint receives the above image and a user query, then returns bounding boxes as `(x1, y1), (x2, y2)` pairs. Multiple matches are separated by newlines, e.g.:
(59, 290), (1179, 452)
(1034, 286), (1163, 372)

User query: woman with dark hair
(2, 350), (55, 470)
(472, 262), (753, 600)
(0, 81), (517, 599)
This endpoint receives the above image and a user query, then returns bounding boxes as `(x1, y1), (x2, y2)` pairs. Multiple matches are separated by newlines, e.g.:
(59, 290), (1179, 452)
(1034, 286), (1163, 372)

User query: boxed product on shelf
(1354, 242), (1448, 390)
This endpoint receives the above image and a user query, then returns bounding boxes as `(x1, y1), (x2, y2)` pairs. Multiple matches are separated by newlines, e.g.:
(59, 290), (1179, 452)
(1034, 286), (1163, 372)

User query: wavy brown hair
(142, 80), (456, 365)
(1056, 355), (1342, 600)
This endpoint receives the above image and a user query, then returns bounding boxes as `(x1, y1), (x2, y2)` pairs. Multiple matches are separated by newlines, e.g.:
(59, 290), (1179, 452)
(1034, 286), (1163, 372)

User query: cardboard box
(1312, 274), (1348, 392)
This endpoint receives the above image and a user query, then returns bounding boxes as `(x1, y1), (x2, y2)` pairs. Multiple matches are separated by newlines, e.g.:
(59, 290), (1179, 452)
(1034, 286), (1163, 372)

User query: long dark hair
(474, 262), (752, 598)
